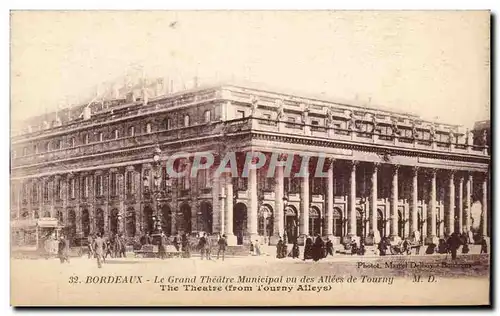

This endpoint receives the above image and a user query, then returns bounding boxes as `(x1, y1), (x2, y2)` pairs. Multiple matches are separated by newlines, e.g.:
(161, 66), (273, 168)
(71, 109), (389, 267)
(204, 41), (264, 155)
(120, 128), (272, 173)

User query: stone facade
(10, 83), (490, 246)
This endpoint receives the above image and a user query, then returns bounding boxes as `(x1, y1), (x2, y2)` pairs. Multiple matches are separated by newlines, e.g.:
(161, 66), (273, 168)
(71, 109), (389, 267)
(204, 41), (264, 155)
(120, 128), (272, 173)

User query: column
(465, 173), (472, 233)
(225, 176), (236, 245)
(426, 169), (438, 244)
(274, 165), (284, 241)
(225, 175), (234, 236)
(348, 161), (357, 240)
(248, 167), (258, 240)
(410, 167), (418, 236)
(370, 163), (380, 243)
(458, 175), (464, 234)
(390, 165), (400, 242)
(300, 171), (310, 238)
(211, 173), (221, 234)
(447, 171), (455, 235)
(326, 159), (334, 238)
(482, 173), (488, 238)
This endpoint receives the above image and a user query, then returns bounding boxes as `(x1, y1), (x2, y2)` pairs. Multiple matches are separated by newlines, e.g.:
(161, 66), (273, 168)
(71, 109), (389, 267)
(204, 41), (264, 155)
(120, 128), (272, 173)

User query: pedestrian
(254, 240), (261, 256)
(217, 234), (227, 260)
(104, 237), (113, 260)
(87, 234), (95, 259)
(312, 234), (325, 262)
(303, 236), (313, 260)
(93, 233), (106, 268)
(158, 232), (167, 259)
(118, 234), (126, 258)
(181, 233), (190, 258)
(447, 232), (461, 260)
(480, 237), (488, 254)
(378, 238), (387, 256)
(350, 239), (358, 256)
(326, 238), (334, 256)
(291, 241), (300, 259)
(358, 240), (366, 256)
(58, 235), (70, 264)
(198, 233), (207, 260)
(276, 238), (284, 259)
(204, 234), (212, 260)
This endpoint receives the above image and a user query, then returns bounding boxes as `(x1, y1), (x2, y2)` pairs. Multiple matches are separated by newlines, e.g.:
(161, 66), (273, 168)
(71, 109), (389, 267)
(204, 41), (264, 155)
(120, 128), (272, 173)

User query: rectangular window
(110, 173), (117, 196)
(32, 183), (39, 202)
(286, 116), (296, 128)
(236, 177), (248, 191)
(126, 171), (133, 195)
(204, 110), (211, 123)
(43, 181), (49, 202)
(22, 183), (28, 201)
(95, 175), (103, 196)
(311, 177), (323, 195)
(55, 178), (62, 200)
(69, 178), (75, 199)
(81, 176), (89, 198)
(334, 174), (344, 196)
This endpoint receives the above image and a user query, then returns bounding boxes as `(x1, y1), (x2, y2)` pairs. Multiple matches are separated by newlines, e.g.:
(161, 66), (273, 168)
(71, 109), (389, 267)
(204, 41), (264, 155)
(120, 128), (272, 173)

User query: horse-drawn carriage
(387, 239), (421, 255)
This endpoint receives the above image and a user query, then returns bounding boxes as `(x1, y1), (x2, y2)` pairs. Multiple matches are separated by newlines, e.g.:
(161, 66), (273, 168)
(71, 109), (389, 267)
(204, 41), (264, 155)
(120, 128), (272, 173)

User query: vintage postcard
(10, 10), (490, 306)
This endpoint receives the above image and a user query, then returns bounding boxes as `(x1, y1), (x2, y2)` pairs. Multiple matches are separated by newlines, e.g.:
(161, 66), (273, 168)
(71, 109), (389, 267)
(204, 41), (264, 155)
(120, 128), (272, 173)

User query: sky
(10, 11), (490, 129)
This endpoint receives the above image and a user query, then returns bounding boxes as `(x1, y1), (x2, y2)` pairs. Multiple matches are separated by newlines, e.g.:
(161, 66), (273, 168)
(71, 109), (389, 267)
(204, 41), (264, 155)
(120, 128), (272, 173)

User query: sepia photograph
(9, 10), (491, 306)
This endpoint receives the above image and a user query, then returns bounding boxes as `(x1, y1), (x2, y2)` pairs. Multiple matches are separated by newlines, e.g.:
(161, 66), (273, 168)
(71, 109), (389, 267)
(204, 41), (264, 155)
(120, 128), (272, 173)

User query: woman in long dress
(276, 239), (284, 259)
(312, 235), (325, 262)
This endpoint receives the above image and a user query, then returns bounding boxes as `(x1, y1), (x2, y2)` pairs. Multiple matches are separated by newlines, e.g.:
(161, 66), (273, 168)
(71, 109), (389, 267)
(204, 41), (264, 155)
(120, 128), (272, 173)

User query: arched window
(33, 144), (38, 154)
(204, 110), (211, 123)
(128, 126), (135, 137)
(83, 133), (89, 144)
(113, 129), (119, 139)
(70, 138), (75, 148)
(98, 132), (103, 142)
(258, 205), (274, 237)
(184, 115), (190, 127)
(45, 142), (51, 152)
(309, 207), (321, 236)
(22, 147), (28, 156)
(54, 139), (61, 150)
(146, 123), (152, 134)
(164, 118), (172, 130)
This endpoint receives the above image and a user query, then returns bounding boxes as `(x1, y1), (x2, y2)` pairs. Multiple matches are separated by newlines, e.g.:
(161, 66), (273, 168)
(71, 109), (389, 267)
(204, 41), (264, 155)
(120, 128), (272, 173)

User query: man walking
(204, 233), (212, 260)
(198, 233), (207, 260)
(58, 235), (70, 264)
(93, 233), (106, 268)
(217, 234), (227, 261)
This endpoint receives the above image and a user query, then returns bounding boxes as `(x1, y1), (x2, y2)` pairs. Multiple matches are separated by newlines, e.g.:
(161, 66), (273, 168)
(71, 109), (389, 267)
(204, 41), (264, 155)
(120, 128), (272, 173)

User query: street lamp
(282, 195), (288, 243)
(147, 144), (173, 236)
(261, 207), (271, 246)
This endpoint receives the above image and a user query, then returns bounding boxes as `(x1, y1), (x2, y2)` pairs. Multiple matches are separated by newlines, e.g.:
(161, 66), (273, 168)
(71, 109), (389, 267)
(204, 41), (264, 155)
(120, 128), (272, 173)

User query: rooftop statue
(250, 96), (259, 117)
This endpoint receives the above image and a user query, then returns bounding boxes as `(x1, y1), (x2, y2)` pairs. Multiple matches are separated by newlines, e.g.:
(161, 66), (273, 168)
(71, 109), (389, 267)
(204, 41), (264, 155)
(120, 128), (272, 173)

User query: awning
(10, 218), (62, 229)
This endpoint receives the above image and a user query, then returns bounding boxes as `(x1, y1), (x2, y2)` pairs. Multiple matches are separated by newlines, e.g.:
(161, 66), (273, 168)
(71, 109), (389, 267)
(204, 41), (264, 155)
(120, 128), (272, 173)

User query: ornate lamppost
(147, 144), (172, 236)
(261, 207), (271, 246)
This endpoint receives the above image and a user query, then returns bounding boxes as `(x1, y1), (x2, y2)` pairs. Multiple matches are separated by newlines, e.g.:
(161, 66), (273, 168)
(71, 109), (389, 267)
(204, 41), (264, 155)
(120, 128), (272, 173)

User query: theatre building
(10, 81), (490, 246)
